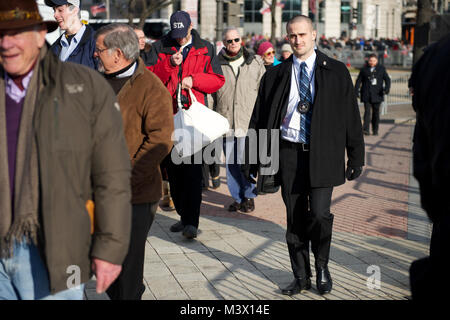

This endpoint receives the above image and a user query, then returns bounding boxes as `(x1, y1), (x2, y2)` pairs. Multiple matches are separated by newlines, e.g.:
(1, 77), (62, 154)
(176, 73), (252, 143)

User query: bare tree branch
(123, 0), (173, 28)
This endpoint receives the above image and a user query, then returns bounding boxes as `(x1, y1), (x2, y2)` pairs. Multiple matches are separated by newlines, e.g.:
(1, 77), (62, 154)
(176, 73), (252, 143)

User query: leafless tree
(112, 0), (173, 28)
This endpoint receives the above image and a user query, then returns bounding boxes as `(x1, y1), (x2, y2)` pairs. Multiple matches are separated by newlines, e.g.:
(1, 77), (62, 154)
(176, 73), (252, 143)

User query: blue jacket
(50, 24), (97, 70)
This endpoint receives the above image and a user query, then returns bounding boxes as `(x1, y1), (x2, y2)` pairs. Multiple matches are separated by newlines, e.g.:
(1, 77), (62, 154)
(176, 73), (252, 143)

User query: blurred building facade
(83, 1), (450, 41)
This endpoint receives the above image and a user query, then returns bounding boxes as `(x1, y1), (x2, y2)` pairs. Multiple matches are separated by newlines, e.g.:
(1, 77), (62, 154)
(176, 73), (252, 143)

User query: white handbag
(172, 86), (230, 158)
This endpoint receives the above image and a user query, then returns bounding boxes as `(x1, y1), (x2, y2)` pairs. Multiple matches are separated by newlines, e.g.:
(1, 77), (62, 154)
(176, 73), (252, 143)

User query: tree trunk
(270, 0), (277, 45)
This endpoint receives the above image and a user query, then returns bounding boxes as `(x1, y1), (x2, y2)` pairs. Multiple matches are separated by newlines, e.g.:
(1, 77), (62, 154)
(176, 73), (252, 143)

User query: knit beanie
(257, 41), (274, 56)
(281, 43), (293, 53)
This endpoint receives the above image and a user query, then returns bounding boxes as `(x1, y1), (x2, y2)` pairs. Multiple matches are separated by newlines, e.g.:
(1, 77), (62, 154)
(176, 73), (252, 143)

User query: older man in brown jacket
(94, 23), (174, 300)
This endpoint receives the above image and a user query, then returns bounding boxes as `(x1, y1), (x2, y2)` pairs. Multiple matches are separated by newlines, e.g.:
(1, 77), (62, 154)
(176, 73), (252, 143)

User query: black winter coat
(50, 24), (98, 70)
(411, 33), (450, 224)
(248, 50), (365, 189)
(355, 64), (391, 103)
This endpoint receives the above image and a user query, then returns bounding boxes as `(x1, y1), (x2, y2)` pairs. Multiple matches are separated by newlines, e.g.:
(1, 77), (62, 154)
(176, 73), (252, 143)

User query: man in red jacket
(148, 11), (224, 239)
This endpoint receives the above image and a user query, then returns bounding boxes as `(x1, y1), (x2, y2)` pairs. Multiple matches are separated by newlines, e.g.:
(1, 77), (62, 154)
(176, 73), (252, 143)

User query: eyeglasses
(264, 50), (275, 57)
(225, 38), (241, 44)
(95, 47), (109, 54)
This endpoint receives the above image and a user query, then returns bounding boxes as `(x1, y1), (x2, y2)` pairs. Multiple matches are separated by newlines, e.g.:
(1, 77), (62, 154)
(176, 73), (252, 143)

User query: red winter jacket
(147, 29), (225, 114)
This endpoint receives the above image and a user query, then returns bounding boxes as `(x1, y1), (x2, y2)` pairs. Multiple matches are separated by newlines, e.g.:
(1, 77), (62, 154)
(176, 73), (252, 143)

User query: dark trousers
(167, 154), (203, 228)
(363, 102), (381, 134)
(279, 139), (334, 279)
(202, 163), (220, 187)
(107, 201), (158, 300)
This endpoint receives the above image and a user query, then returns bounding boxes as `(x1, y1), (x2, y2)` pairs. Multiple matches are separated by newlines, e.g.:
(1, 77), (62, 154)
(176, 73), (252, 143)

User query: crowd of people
(0, 0), (446, 302)
(241, 33), (412, 66)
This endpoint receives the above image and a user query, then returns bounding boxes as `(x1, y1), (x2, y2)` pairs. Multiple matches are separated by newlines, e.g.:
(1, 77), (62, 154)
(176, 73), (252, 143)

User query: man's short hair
(368, 53), (378, 59)
(95, 24), (140, 62)
(286, 14), (314, 33)
(222, 27), (240, 41)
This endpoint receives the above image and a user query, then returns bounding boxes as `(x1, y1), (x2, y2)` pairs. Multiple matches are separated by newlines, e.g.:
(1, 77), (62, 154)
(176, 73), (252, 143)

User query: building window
(341, 1), (351, 23)
(244, 0), (263, 23)
(282, 0), (301, 22)
(341, 1), (362, 24)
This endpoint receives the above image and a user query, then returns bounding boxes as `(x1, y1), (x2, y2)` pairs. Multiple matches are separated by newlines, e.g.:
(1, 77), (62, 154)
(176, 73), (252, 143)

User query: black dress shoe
(316, 266), (333, 295)
(228, 201), (241, 212)
(363, 130), (370, 136)
(182, 225), (198, 239)
(240, 198), (255, 213)
(281, 278), (312, 296)
(170, 221), (184, 232)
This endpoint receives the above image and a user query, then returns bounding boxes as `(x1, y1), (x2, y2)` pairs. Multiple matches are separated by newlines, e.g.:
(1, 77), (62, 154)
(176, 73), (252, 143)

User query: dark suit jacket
(355, 64), (391, 103)
(248, 50), (365, 189)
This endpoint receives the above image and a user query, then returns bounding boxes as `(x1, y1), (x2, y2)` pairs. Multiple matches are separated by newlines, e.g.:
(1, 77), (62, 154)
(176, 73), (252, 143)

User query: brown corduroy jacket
(116, 59), (174, 204)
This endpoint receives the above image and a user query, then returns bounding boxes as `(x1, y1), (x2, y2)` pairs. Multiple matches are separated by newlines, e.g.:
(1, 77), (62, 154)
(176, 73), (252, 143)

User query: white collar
(61, 24), (86, 46)
(180, 38), (193, 51)
(293, 50), (317, 72)
(116, 62), (137, 78)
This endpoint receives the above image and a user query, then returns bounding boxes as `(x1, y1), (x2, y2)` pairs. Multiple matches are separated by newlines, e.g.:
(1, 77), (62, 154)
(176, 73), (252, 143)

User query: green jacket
(4, 46), (132, 293)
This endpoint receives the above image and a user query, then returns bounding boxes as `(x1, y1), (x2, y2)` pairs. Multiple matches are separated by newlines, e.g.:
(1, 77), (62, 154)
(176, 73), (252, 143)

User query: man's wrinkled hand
(91, 258), (122, 294)
(170, 47), (183, 66)
(345, 166), (362, 181)
(181, 76), (193, 89)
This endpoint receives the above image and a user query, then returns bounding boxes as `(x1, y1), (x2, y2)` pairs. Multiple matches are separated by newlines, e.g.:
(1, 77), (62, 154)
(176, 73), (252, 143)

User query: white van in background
(36, 0), (90, 45)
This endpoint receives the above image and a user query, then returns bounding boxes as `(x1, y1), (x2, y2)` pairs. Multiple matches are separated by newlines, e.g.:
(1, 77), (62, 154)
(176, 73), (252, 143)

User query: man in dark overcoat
(409, 33), (450, 300)
(243, 15), (365, 296)
(355, 53), (391, 136)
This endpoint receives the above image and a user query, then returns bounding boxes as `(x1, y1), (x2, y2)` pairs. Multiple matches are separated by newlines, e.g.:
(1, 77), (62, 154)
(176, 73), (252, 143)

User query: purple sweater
(5, 94), (24, 214)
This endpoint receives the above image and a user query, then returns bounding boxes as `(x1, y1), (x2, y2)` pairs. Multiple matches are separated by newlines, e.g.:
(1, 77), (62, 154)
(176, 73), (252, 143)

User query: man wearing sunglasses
(244, 15), (364, 296)
(213, 27), (266, 214)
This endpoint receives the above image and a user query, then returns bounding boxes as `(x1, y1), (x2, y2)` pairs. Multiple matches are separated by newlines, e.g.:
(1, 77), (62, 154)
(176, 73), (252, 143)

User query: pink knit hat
(257, 41), (274, 56)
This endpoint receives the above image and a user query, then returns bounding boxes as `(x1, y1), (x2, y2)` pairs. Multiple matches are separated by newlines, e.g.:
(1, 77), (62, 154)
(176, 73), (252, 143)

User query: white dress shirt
(59, 24), (86, 62)
(280, 51), (316, 143)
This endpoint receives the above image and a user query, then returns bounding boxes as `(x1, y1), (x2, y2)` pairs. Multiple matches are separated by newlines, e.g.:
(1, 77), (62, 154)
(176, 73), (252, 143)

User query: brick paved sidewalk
(86, 104), (431, 300)
(199, 121), (425, 241)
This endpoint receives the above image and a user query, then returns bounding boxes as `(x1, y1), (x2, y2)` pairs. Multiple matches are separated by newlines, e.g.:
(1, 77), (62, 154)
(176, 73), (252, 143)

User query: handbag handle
(176, 83), (183, 110)
(188, 88), (198, 104)
(177, 85), (198, 109)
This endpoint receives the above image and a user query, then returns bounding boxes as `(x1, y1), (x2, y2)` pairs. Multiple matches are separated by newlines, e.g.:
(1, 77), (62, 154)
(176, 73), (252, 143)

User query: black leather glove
(241, 164), (257, 184)
(346, 166), (362, 181)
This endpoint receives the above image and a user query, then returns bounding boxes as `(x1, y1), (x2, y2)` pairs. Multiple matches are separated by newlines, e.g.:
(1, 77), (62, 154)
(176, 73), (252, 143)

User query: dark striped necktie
(299, 62), (312, 144)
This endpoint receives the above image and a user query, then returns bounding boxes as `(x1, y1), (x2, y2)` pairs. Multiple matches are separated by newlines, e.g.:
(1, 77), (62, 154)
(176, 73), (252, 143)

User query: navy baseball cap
(44, 0), (80, 7)
(170, 11), (191, 39)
